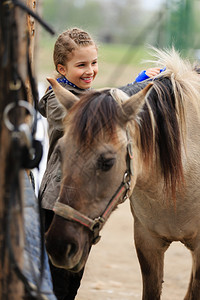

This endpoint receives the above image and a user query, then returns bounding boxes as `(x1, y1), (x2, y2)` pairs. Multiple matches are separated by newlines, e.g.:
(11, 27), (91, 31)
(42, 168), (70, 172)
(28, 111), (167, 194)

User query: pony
(45, 48), (200, 300)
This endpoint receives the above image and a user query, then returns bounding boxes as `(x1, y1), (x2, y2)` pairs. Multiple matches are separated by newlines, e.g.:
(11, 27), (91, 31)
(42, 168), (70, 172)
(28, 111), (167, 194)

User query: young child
(39, 28), (98, 160)
(38, 27), (163, 300)
(38, 28), (99, 300)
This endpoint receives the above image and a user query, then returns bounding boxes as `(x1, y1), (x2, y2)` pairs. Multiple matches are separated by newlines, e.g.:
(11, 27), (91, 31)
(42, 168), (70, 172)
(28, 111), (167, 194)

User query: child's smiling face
(57, 45), (98, 89)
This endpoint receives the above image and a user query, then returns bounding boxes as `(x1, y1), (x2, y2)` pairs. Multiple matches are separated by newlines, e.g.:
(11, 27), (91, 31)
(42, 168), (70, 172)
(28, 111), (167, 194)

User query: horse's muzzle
(45, 216), (91, 271)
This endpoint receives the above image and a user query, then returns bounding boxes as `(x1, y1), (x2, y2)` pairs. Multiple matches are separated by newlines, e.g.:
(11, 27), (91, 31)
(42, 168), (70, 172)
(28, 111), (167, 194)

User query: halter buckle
(120, 172), (131, 203)
(91, 217), (104, 245)
(90, 216), (105, 232)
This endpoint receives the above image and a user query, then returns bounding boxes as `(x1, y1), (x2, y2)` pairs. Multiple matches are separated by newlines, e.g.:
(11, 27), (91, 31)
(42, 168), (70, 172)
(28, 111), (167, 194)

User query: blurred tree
(41, 0), (153, 43)
(164, 0), (194, 54)
(42, 0), (103, 35)
(97, 0), (142, 43)
(40, 0), (200, 56)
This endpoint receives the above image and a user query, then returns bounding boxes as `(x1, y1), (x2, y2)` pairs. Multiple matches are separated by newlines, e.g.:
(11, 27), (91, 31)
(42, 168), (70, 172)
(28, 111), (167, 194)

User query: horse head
(45, 77), (152, 272)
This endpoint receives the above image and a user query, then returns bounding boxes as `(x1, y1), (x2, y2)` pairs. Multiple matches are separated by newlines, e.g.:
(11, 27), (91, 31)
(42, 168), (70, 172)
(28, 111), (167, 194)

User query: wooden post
(27, 0), (37, 104)
(0, 1), (37, 298)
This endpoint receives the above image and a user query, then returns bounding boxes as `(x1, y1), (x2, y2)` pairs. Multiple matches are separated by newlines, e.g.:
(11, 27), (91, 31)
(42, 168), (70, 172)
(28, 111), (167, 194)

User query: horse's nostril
(66, 244), (72, 256)
(66, 243), (77, 258)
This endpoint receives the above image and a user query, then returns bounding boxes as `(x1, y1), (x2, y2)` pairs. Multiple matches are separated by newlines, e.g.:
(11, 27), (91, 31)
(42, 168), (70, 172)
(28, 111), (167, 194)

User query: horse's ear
(47, 78), (79, 110)
(110, 88), (129, 103)
(119, 83), (153, 123)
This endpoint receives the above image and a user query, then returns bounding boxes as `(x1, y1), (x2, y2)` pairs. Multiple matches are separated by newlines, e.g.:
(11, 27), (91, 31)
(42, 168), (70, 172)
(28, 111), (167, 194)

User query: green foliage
(41, 0), (153, 44)
(163, 0), (197, 55)
(40, 0), (200, 53)
(38, 0), (200, 74)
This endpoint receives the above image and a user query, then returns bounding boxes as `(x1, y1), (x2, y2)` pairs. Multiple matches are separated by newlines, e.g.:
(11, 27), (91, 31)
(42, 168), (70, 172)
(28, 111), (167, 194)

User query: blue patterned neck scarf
(49, 76), (81, 90)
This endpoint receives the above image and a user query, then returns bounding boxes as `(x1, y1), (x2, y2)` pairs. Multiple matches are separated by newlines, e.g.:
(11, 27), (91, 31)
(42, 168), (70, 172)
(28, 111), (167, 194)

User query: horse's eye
(97, 155), (115, 172)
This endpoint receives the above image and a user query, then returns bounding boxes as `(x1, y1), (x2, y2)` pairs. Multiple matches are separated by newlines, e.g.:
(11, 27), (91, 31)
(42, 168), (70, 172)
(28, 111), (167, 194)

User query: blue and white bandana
(49, 76), (80, 90)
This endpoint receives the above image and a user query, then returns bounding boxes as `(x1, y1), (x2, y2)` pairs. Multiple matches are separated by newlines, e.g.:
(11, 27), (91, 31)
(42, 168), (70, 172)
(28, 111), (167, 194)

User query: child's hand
(134, 67), (166, 83)
(145, 67), (162, 78)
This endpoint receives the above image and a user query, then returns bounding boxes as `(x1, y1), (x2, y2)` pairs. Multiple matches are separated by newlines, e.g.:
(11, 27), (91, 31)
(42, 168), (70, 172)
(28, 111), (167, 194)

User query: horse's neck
(120, 81), (149, 97)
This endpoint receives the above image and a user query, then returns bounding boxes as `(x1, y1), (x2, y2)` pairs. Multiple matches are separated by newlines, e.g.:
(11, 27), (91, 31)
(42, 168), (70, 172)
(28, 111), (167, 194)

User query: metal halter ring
(3, 100), (35, 131)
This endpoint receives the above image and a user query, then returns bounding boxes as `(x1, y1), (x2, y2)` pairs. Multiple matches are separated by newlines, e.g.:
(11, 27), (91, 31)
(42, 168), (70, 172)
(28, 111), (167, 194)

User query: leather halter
(53, 90), (134, 244)
(53, 127), (134, 245)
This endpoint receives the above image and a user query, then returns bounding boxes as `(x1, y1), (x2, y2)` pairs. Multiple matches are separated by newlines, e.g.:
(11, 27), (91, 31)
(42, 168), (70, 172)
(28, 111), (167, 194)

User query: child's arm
(134, 67), (166, 83)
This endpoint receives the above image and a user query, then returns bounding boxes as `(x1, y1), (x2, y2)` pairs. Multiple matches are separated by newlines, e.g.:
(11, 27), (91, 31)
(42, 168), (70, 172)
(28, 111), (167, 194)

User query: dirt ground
(76, 200), (192, 300)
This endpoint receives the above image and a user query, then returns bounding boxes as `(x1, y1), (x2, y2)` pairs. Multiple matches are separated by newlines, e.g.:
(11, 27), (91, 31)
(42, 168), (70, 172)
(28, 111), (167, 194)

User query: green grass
(37, 33), (153, 87)
(38, 32), (152, 66)
(98, 43), (152, 66)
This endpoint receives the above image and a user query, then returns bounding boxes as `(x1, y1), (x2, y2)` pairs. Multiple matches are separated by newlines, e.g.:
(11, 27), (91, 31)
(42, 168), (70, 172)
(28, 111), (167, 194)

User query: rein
(53, 125), (134, 245)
